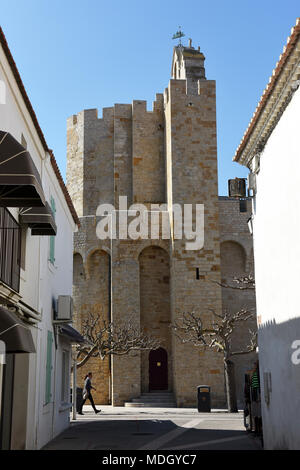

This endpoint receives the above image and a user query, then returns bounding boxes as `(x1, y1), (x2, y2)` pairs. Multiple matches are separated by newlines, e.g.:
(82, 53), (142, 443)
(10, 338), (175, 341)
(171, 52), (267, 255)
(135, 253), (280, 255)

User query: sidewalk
(43, 407), (263, 450)
(73, 404), (230, 416)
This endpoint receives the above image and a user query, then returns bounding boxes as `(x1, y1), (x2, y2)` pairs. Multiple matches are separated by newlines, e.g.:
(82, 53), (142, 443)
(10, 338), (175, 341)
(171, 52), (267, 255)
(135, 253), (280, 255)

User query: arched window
(220, 241), (246, 278)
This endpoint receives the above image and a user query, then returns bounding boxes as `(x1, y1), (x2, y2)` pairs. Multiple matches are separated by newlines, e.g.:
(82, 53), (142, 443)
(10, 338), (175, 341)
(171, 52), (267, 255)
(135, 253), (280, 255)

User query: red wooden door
(149, 348), (168, 391)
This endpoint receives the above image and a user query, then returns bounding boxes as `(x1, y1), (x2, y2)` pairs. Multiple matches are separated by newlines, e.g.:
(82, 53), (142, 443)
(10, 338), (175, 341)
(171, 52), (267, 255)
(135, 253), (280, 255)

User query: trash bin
(76, 387), (83, 412)
(70, 387), (83, 412)
(197, 385), (211, 412)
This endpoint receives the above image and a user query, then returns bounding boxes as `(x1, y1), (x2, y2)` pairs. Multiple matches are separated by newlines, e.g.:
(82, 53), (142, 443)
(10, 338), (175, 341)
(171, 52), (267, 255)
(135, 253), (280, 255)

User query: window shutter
(45, 330), (53, 404)
(61, 351), (70, 402)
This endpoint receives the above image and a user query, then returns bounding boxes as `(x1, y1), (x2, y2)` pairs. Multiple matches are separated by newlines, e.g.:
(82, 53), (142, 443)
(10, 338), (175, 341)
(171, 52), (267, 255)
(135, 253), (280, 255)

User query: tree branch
(75, 312), (161, 368)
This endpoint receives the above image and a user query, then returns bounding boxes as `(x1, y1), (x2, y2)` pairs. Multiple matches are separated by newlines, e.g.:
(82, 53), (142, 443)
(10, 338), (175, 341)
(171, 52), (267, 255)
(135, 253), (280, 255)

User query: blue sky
(1, 1), (299, 195)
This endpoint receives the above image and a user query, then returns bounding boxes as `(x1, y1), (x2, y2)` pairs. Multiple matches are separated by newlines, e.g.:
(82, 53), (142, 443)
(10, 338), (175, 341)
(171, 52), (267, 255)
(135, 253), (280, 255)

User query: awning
(59, 324), (85, 344)
(0, 131), (45, 207)
(19, 202), (57, 236)
(0, 305), (36, 353)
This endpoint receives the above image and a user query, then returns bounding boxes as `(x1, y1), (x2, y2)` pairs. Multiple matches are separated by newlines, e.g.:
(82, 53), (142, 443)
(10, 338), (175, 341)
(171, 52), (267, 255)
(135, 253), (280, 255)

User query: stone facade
(218, 197), (257, 407)
(67, 44), (256, 408)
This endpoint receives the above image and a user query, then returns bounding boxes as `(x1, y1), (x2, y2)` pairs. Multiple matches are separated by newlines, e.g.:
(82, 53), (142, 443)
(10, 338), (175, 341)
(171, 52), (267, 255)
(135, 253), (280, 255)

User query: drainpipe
(108, 250), (112, 405)
(72, 354), (77, 420)
(51, 334), (57, 441)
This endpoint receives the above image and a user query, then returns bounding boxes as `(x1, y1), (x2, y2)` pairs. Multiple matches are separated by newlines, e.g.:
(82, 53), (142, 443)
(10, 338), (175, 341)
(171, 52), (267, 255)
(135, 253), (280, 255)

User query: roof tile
(0, 27), (79, 226)
(234, 18), (300, 163)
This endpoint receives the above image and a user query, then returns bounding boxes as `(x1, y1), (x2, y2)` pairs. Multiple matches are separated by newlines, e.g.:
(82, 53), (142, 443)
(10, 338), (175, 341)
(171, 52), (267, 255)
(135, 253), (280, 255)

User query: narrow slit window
(239, 199), (247, 213)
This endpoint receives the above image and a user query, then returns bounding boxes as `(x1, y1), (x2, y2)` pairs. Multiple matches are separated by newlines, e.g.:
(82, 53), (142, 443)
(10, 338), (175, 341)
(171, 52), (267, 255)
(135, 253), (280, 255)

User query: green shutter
(45, 330), (53, 404)
(49, 196), (56, 264)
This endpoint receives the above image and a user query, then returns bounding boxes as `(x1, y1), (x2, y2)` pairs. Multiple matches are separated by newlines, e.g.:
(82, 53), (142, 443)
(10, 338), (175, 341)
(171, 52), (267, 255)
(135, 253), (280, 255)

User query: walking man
(78, 372), (101, 415)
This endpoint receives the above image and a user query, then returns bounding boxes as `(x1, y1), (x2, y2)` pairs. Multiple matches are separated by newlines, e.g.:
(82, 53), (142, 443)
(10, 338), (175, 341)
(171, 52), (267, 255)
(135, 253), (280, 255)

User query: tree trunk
(224, 359), (238, 413)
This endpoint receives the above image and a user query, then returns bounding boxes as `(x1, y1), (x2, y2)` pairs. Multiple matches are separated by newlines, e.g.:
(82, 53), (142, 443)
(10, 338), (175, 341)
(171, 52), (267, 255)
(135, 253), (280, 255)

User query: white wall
(253, 86), (300, 449)
(35, 170), (74, 448)
(0, 42), (76, 449)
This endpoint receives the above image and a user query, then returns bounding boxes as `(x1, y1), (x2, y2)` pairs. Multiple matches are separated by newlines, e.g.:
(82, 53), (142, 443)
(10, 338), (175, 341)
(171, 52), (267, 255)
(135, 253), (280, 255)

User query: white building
(0, 27), (82, 449)
(234, 18), (300, 449)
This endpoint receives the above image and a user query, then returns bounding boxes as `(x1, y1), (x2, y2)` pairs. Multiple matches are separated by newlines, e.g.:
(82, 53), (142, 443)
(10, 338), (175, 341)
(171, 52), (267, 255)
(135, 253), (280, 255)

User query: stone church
(66, 43), (256, 408)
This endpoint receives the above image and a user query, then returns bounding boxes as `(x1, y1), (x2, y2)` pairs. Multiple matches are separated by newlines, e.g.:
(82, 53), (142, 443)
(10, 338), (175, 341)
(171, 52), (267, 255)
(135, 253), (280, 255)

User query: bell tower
(171, 39), (206, 94)
(67, 38), (226, 408)
(165, 39), (224, 406)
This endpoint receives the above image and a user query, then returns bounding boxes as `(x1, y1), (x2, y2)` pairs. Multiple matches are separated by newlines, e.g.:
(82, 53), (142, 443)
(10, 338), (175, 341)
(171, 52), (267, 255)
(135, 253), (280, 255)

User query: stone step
(131, 400), (176, 405)
(124, 391), (176, 408)
(131, 397), (175, 403)
(124, 402), (177, 408)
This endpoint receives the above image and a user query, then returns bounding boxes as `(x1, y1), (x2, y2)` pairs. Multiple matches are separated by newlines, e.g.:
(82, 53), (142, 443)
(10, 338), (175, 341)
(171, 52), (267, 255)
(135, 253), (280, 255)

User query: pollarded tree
(172, 275), (257, 413)
(74, 312), (161, 369)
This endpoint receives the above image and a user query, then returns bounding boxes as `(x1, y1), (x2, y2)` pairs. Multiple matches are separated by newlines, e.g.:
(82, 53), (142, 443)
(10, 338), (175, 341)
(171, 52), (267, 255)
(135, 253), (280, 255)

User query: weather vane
(172, 26), (185, 46)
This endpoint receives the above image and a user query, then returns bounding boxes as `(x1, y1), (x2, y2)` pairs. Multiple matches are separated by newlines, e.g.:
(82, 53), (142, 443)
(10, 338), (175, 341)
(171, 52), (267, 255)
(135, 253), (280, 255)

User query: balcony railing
(0, 207), (21, 292)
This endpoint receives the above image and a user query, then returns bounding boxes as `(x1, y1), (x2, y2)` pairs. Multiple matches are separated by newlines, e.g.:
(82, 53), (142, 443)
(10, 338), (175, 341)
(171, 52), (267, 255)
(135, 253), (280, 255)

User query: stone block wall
(219, 197), (257, 407)
(132, 95), (165, 204)
(165, 77), (224, 407)
(67, 45), (256, 409)
(72, 249), (110, 404)
(139, 245), (171, 393)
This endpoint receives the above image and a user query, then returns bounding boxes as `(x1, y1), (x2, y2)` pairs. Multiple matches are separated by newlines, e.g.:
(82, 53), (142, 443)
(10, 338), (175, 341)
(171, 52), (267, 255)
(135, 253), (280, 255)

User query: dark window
(0, 208), (21, 292)
(239, 199), (247, 213)
(196, 267), (200, 280)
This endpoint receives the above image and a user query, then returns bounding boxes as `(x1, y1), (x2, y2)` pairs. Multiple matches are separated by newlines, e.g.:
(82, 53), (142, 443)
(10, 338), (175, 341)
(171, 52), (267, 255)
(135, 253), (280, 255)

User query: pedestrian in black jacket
(78, 372), (101, 415)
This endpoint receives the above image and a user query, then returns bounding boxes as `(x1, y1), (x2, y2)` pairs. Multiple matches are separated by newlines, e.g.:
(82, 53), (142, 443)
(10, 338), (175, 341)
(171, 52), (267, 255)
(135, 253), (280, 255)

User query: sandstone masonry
(67, 44), (256, 407)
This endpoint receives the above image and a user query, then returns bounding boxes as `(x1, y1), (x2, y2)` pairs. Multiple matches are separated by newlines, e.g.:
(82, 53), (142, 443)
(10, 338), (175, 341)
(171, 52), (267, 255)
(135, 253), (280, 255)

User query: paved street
(43, 406), (262, 451)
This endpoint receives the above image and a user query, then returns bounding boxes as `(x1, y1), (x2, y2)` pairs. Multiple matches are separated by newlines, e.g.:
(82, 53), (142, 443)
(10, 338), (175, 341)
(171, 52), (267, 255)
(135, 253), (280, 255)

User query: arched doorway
(139, 246), (172, 393)
(149, 348), (168, 391)
(74, 249), (111, 405)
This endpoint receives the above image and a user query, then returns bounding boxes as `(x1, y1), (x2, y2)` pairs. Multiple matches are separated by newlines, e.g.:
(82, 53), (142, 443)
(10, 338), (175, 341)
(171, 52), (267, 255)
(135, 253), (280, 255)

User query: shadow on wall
(220, 239), (257, 408)
(257, 316), (300, 450)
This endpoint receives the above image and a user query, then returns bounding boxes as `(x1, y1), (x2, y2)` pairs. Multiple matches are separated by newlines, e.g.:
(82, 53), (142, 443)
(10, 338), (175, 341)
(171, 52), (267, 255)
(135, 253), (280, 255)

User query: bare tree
(172, 275), (257, 412)
(216, 274), (255, 291)
(74, 312), (161, 369)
